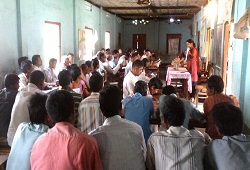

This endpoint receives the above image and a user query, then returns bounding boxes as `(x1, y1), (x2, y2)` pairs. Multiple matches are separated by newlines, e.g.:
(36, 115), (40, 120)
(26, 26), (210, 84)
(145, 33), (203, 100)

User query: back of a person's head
(162, 85), (176, 95)
(161, 96), (185, 126)
(148, 77), (163, 89)
(21, 60), (32, 73)
(134, 80), (148, 96)
(132, 59), (144, 68)
(89, 73), (103, 92)
(80, 64), (88, 72)
(212, 102), (243, 136)
(70, 66), (81, 81)
(92, 58), (99, 70)
(142, 58), (149, 67)
(18, 56), (28, 67)
(32, 55), (41, 65)
(99, 85), (121, 118)
(58, 70), (72, 86)
(28, 93), (48, 124)
(4, 73), (19, 89)
(131, 52), (139, 59)
(207, 75), (224, 93)
(85, 60), (92, 68)
(29, 70), (45, 88)
(46, 90), (74, 123)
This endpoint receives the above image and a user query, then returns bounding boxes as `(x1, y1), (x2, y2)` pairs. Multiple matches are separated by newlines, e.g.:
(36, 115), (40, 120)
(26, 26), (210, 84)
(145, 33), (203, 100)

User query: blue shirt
(7, 122), (49, 170)
(123, 92), (154, 143)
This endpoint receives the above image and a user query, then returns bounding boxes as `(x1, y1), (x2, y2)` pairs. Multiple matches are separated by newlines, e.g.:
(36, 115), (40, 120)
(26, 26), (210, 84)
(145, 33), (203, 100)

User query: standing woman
(186, 39), (200, 101)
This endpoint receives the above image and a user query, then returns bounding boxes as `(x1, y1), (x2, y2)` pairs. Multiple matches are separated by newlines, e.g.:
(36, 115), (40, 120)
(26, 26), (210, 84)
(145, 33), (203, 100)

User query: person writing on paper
(186, 39), (200, 101)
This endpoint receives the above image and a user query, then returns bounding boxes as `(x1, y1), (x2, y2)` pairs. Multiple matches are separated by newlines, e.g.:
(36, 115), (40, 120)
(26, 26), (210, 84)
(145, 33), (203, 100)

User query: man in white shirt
(146, 96), (205, 170)
(43, 58), (58, 85)
(18, 60), (33, 91)
(124, 52), (140, 76)
(123, 59), (148, 98)
(7, 70), (45, 146)
(117, 51), (130, 68)
(32, 55), (43, 71)
(89, 85), (146, 170)
(109, 49), (120, 68)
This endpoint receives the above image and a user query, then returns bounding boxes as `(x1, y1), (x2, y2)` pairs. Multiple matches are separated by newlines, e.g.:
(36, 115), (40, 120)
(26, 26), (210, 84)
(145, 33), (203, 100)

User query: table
(166, 66), (192, 98)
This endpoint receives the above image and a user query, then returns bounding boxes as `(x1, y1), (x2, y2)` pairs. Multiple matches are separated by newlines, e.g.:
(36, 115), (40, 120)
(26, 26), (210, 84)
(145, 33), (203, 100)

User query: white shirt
(7, 83), (44, 146)
(146, 126), (205, 170)
(18, 73), (28, 91)
(118, 55), (128, 67)
(89, 115), (146, 170)
(123, 71), (150, 98)
(124, 60), (132, 76)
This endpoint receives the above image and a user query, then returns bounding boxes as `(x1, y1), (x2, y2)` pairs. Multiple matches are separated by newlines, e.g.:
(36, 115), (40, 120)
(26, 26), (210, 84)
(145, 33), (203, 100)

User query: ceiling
(86, 0), (208, 20)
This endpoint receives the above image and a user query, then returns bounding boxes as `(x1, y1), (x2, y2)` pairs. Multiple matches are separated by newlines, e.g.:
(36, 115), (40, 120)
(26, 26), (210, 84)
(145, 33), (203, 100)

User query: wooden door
(166, 34), (181, 55)
(133, 34), (146, 55)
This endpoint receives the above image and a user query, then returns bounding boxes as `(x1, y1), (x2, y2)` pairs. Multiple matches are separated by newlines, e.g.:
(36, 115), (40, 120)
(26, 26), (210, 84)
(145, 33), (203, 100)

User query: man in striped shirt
(146, 96), (205, 170)
(78, 73), (104, 133)
(203, 75), (239, 139)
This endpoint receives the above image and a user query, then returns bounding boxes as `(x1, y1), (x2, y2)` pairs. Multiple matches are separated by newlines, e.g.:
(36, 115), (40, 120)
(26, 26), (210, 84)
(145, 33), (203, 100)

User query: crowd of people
(0, 44), (249, 170)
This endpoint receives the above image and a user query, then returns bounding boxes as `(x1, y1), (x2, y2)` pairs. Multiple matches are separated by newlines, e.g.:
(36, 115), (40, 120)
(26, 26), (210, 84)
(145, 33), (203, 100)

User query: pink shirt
(30, 122), (102, 170)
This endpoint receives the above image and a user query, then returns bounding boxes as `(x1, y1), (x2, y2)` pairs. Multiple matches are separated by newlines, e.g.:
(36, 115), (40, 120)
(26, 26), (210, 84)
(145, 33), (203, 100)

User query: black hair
(29, 70), (45, 88)
(212, 102), (243, 136)
(162, 85), (176, 95)
(85, 60), (92, 68)
(161, 96), (185, 126)
(70, 66), (81, 81)
(32, 55), (41, 65)
(4, 74), (19, 88)
(131, 52), (139, 59)
(58, 70), (72, 86)
(28, 93), (48, 124)
(18, 56), (28, 67)
(186, 39), (196, 47)
(207, 75), (224, 93)
(112, 49), (119, 54)
(92, 58), (99, 70)
(134, 80), (148, 96)
(148, 77), (163, 89)
(98, 52), (105, 60)
(21, 60), (32, 73)
(142, 58), (149, 67)
(132, 59), (144, 68)
(46, 90), (74, 123)
(99, 85), (121, 118)
(80, 64), (88, 72)
(89, 73), (103, 92)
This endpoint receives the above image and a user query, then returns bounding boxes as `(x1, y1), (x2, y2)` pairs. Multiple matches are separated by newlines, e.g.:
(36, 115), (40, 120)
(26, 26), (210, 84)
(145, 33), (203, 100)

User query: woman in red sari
(186, 39), (200, 100)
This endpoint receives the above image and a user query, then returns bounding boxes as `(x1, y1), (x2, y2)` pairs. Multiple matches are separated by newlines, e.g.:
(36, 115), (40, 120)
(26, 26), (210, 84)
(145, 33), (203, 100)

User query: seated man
(0, 74), (19, 139)
(146, 96), (205, 170)
(7, 93), (49, 170)
(30, 90), (102, 169)
(58, 70), (82, 126)
(43, 58), (58, 85)
(204, 75), (239, 139)
(124, 52), (140, 76)
(123, 80), (154, 143)
(123, 59), (149, 98)
(78, 73), (104, 133)
(89, 85), (146, 170)
(159, 85), (205, 129)
(18, 60), (33, 91)
(206, 102), (250, 169)
(7, 70), (45, 146)
(32, 54), (43, 71)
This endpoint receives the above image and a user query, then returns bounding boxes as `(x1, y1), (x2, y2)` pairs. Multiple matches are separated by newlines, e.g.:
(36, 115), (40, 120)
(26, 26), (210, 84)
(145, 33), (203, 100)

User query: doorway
(132, 34), (146, 55)
(222, 22), (230, 93)
(166, 34), (181, 55)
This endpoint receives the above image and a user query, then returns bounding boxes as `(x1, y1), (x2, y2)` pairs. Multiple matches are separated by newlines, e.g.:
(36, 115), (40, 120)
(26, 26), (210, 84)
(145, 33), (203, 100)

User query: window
(44, 21), (61, 67)
(105, 31), (110, 50)
(85, 28), (94, 61)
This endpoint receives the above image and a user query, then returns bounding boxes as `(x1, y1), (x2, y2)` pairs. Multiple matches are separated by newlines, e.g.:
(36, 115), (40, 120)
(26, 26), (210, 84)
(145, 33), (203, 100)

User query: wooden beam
(117, 13), (194, 16)
(104, 5), (200, 10)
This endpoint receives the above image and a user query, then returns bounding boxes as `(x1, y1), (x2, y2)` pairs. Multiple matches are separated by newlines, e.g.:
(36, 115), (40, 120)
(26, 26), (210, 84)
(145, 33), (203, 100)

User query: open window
(105, 31), (111, 50)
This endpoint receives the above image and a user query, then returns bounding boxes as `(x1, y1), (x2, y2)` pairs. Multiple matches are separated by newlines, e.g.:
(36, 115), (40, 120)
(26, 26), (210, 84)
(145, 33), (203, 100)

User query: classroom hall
(1, 0), (250, 169)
